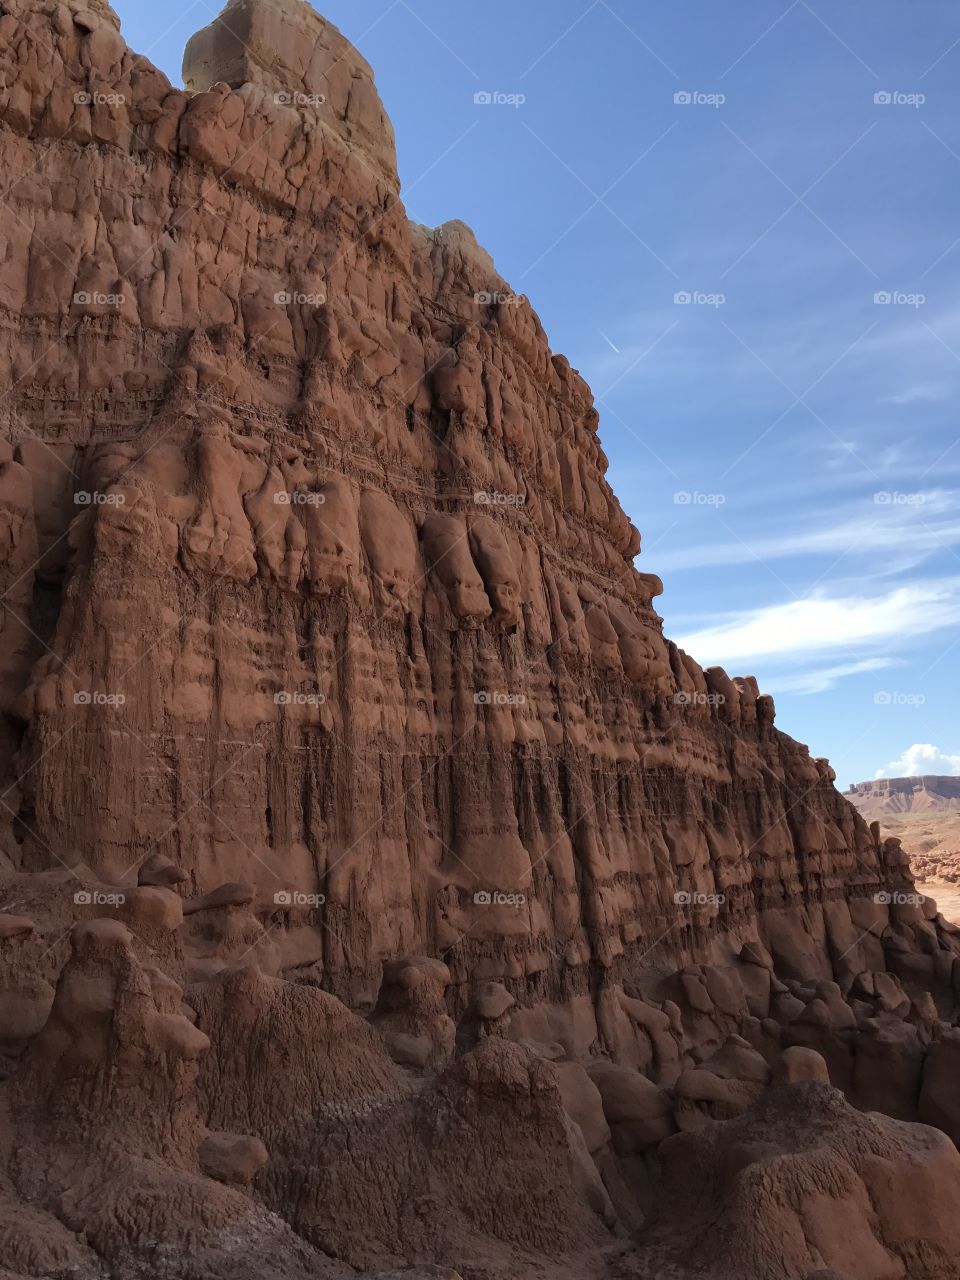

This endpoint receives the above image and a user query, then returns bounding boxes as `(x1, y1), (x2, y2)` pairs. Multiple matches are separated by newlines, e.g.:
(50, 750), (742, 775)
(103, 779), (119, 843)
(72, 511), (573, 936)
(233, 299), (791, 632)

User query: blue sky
(114, 0), (960, 787)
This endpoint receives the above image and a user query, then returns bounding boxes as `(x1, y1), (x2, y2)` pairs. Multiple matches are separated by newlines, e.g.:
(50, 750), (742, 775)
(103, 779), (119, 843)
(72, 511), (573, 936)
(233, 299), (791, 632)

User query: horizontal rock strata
(1, 3), (959, 1279)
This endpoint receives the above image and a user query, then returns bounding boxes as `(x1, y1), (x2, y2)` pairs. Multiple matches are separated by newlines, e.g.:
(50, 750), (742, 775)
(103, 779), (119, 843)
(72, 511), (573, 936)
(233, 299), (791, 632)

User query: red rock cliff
(4, 5), (960, 1280)
(0, 0), (938, 1032)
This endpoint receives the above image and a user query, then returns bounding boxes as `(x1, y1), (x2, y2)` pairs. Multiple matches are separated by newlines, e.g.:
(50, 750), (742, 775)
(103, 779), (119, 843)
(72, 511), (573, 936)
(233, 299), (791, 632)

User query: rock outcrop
(0, 0), (927, 1030)
(848, 776), (960, 816)
(848, 775), (960, 924)
(623, 1083), (960, 1280)
(1, 2), (960, 1278)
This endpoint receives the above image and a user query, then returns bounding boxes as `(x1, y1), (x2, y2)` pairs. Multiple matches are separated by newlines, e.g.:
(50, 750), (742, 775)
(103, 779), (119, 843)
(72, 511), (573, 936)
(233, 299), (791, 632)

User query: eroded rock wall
(1, 4), (960, 1279)
(0, 0), (922, 1034)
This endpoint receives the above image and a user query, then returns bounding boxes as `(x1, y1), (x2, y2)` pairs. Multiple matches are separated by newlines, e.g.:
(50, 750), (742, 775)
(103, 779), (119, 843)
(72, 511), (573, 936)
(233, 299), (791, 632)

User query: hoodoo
(0, 3), (959, 1278)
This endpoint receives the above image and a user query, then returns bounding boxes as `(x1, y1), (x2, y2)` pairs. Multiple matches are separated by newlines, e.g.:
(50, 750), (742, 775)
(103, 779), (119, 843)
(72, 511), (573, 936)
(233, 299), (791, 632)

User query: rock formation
(849, 776), (960, 924)
(848, 776), (960, 816)
(0, 2), (959, 1277)
(620, 1083), (960, 1280)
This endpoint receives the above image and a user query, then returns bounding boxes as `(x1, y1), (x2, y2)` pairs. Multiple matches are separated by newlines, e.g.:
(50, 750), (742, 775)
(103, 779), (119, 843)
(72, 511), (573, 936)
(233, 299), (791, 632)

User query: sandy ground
(917, 881), (960, 925)
(860, 811), (960, 925)
(845, 790), (960, 925)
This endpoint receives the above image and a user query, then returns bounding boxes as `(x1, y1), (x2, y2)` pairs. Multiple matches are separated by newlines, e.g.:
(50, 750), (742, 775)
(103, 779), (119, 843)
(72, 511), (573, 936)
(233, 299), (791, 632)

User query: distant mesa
(847, 776), (960, 816)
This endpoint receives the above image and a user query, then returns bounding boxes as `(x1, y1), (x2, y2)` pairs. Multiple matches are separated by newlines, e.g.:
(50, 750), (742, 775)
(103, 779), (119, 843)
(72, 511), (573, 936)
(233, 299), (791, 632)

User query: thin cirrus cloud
(882, 383), (952, 406)
(874, 744), (960, 780)
(758, 658), (897, 696)
(674, 580), (960, 670)
(654, 492), (960, 573)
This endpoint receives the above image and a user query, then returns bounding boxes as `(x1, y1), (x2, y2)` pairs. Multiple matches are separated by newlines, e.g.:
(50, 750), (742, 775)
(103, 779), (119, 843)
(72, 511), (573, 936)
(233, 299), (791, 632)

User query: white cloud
(882, 382), (951, 406)
(655, 491), (960, 573)
(762, 658), (895, 695)
(675, 580), (960, 669)
(874, 744), (960, 779)
(823, 444), (859, 471)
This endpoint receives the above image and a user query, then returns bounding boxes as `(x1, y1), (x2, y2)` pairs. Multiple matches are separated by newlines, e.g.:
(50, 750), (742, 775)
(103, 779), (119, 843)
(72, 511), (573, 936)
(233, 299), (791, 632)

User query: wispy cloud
(882, 382), (952, 406)
(592, 301), (960, 404)
(762, 657), (896, 695)
(655, 490), (960, 573)
(675, 579), (960, 669)
(874, 743), (960, 780)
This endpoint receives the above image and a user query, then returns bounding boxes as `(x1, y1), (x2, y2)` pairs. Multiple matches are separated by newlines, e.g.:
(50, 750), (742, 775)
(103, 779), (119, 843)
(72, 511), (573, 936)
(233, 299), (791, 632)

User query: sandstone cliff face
(2, 4), (960, 1279)
(0, 0), (916, 1019)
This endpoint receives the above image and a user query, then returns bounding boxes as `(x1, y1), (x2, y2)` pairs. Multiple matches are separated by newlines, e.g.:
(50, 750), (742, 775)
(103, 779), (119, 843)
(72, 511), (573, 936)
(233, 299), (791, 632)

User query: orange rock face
(0, 0), (903, 1007)
(1, 3), (960, 1278)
